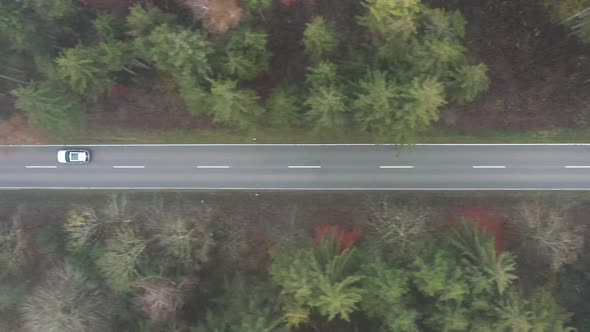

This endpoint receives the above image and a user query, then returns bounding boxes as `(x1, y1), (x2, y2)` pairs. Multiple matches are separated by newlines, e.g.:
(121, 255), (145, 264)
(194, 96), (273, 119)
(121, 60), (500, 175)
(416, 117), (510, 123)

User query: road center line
(565, 166), (590, 168)
(25, 165), (57, 169)
(288, 165), (322, 169)
(380, 166), (414, 169)
(196, 165), (230, 169)
(113, 165), (145, 169)
(472, 165), (506, 169)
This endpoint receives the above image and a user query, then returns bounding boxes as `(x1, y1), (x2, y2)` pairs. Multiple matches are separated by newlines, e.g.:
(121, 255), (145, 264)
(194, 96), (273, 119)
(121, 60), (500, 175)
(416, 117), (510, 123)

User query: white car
(57, 149), (91, 164)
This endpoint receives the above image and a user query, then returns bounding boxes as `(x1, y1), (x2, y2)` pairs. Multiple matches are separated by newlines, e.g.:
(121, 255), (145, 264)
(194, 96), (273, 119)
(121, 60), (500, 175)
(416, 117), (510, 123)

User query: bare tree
(511, 202), (585, 271)
(133, 278), (195, 323)
(178, 0), (244, 35)
(144, 197), (215, 271)
(21, 265), (110, 332)
(65, 193), (138, 250)
(0, 206), (27, 279)
(366, 199), (430, 259)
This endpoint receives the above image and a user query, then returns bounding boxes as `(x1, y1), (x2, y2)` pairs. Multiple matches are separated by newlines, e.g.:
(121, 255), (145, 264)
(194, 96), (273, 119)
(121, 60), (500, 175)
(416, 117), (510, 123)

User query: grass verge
(52, 125), (590, 144)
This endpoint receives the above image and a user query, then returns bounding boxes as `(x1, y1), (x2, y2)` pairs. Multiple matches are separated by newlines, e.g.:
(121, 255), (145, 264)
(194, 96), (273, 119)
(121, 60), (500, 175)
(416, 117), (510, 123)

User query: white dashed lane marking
(288, 165), (322, 169)
(379, 166), (414, 169)
(196, 165), (230, 169)
(113, 166), (145, 169)
(472, 166), (506, 169)
(26, 166), (57, 169)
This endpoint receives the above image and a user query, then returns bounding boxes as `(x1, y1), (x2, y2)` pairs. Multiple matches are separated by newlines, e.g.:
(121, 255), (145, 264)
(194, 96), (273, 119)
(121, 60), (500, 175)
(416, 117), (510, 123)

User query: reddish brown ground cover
(450, 205), (507, 255)
(0, 114), (48, 144)
(313, 224), (363, 251)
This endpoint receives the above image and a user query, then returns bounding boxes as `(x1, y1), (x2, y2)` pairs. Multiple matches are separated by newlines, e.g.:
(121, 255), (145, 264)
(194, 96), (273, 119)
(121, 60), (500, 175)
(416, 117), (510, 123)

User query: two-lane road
(2, 144), (590, 190)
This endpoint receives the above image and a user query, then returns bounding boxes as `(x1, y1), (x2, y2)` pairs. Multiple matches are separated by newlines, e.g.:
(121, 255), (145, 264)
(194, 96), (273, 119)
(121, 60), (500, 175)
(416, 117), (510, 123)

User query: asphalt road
(2, 144), (590, 190)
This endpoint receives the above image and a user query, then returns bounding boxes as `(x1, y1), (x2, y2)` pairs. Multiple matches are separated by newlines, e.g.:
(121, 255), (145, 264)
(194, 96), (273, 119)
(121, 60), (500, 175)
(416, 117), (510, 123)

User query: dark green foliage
(12, 80), (84, 132)
(353, 70), (398, 136)
(0, 3), (53, 55)
(126, 4), (176, 37)
(0, 284), (25, 311)
(305, 85), (350, 131)
(305, 61), (341, 89)
(450, 221), (517, 296)
(393, 77), (445, 141)
(98, 41), (134, 73)
(194, 276), (287, 332)
(94, 14), (127, 41)
(357, 0), (422, 50)
(56, 45), (111, 98)
(351, 0), (488, 141)
(220, 29), (271, 81)
(22, 0), (73, 20)
(303, 17), (339, 63)
(35, 223), (65, 257)
(208, 79), (264, 128)
(178, 78), (210, 115)
(495, 289), (576, 331)
(134, 24), (212, 80)
(244, 0), (271, 16)
(447, 64), (490, 105)
(422, 8), (465, 40)
(266, 85), (303, 127)
(360, 257), (419, 332)
(270, 239), (363, 327)
(414, 38), (465, 77)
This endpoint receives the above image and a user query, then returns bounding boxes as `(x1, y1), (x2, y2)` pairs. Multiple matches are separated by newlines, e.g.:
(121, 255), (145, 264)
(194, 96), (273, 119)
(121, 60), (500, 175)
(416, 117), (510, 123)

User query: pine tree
(266, 84), (303, 128)
(394, 77), (446, 141)
(450, 221), (517, 296)
(98, 41), (133, 73)
(353, 70), (398, 136)
(94, 13), (127, 41)
(244, 0), (272, 17)
(126, 4), (176, 37)
(357, 0), (422, 45)
(422, 8), (466, 40)
(208, 79), (264, 129)
(303, 17), (339, 63)
(447, 64), (490, 105)
(12, 80), (83, 132)
(305, 61), (341, 89)
(22, 0), (73, 20)
(134, 24), (213, 80)
(56, 45), (110, 98)
(0, 3), (54, 57)
(221, 29), (271, 81)
(194, 276), (287, 332)
(177, 77), (210, 115)
(270, 239), (364, 327)
(360, 257), (419, 332)
(305, 85), (349, 131)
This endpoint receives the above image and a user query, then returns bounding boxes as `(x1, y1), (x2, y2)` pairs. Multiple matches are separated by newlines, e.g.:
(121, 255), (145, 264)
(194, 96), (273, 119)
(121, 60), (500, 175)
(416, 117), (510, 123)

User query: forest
(0, 191), (589, 331)
(1, 0), (589, 144)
